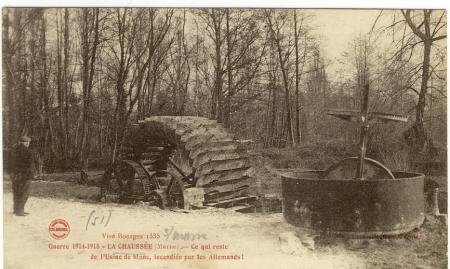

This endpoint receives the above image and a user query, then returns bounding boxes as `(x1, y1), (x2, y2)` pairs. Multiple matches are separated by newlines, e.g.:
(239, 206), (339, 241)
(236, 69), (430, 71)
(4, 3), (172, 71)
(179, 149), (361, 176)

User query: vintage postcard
(2, 7), (447, 269)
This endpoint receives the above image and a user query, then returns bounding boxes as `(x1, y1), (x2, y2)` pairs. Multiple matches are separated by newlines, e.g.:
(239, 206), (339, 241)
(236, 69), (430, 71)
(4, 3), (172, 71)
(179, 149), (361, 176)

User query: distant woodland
(2, 8), (447, 171)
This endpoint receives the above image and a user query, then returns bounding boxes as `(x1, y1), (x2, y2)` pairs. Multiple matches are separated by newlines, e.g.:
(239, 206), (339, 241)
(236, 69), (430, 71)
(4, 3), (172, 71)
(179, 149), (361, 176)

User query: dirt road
(3, 193), (364, 269)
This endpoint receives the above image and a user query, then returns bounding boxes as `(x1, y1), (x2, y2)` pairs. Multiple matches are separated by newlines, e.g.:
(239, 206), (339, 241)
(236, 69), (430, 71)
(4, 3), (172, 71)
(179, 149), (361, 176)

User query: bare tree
(264, 10), (295, 145)
(293, 10), (311, 143)
(78, 8), (101, 170)
(374, 10), (447, 151)
(195, 9), (227, 120)
(136, 9), (173, 119)
(401, 10), (446, 150)
(167, 9), (190, 115)
(222, 9), (265, 127)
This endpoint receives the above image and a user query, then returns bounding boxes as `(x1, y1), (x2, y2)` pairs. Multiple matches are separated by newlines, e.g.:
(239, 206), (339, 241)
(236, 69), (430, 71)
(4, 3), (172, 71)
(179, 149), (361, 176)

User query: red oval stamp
(49, 219), (70, 240)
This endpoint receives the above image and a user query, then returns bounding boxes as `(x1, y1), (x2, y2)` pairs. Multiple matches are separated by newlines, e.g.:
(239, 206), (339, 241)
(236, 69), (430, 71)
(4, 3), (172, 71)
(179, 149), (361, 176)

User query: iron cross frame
(326, 84), (408, 180)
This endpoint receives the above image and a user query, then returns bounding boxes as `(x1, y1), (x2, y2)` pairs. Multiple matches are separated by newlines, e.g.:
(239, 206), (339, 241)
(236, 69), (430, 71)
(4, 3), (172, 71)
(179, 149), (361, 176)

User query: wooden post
(356, 84), (370, 179)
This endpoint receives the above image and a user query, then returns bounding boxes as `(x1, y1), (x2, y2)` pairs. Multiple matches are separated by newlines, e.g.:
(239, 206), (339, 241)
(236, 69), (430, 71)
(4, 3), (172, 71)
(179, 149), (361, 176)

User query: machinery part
(167, 157), (195, 184)
(326, 84), (408, 180)
(167, 176), (185, 208)
(280, 170), (425, 237)
(125, 116), (255, 205)
(148, 190), (168, 209)
(322, 157), (395, 180)
(148, 170), (174, 190)
(115, 160), (154, 196)
(279, 84), (424, 237)
(357, 84), (370, 179)
(326, 109), (408, 123)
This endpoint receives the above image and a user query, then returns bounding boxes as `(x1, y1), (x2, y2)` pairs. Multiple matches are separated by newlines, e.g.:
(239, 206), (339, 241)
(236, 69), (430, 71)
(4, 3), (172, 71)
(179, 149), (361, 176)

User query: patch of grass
(378, 150), (410, 171)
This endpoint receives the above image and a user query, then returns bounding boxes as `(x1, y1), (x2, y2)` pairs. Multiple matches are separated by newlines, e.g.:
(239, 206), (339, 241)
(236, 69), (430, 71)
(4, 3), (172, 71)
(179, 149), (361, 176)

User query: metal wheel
(322, 157), (395, 180)
(167, 176), (185, 209)
(127, 116), (254, 204)
(171, 149), (193, 180)
(149, 170), (174, 188)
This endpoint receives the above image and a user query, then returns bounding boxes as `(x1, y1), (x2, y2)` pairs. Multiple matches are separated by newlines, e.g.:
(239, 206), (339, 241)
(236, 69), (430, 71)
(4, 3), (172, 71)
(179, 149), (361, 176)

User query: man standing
(11, 136), (34, 216)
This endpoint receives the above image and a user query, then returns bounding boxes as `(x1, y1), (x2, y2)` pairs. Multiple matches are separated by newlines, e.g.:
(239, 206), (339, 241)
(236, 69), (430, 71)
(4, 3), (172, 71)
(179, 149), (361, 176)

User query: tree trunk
(63, 8), (70, 162)
(294, 11), (300, 144)
(79, 8), (100, 170)
(414, 39), (431, 151)
(401, 10), (444, 152)
(276, 43), (294, 146)
(2, 10), (15, 148)
(224, 9), (232, 127)
(212, 11), (223, 121)
(56, 11), (67, 162)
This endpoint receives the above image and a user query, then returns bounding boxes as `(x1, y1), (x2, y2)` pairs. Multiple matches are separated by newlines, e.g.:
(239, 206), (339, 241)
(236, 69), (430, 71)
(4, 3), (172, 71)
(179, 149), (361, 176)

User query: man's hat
(20, 136), (31, 142)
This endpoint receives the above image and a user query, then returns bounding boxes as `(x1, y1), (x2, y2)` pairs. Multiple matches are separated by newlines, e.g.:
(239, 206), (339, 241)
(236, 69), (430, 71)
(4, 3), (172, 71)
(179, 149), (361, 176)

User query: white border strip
(1, 0), (448, 9)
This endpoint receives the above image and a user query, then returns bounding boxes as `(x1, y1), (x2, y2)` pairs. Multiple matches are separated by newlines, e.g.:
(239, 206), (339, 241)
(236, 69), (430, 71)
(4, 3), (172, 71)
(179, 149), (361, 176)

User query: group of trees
(2, 8), (446, 172)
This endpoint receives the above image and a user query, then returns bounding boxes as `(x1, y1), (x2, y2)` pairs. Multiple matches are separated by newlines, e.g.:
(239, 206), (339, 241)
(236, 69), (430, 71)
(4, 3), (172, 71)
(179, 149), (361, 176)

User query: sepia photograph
(2, 6), (448, 269)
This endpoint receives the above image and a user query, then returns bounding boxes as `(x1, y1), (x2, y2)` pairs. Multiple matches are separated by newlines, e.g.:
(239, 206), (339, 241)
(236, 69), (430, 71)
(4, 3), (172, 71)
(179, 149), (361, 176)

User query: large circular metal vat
(281, 170), (425, 237)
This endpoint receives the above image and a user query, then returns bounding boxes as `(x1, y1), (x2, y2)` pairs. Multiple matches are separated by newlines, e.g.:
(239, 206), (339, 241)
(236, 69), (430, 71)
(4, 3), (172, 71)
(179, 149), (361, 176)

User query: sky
(309, 9), (383, 78)
(311, 9), (446, 81)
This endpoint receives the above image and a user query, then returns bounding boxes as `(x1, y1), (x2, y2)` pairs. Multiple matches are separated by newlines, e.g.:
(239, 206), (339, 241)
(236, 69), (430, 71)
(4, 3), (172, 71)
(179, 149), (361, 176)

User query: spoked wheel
(167, 177), (185, 209)
(148, 171), (185, 209)
(170, 149), (195, 185)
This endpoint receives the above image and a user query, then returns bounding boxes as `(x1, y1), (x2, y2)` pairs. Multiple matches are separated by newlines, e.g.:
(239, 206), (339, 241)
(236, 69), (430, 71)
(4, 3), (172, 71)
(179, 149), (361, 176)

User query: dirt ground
(3, 177), (448, 269)
(4, 190), (363, 269)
